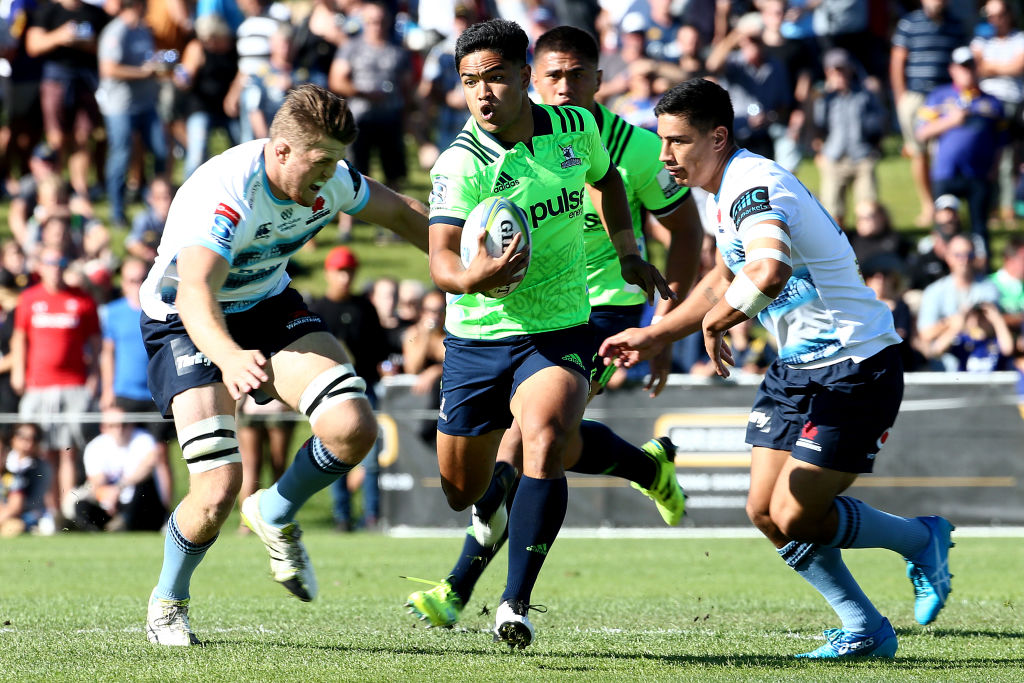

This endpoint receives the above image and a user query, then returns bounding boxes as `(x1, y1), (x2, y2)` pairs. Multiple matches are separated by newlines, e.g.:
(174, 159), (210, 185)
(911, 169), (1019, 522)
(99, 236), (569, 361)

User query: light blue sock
(153, 507), (218, 601)
(829, 496), (930, 557)
(259, 437), (354, 526)
(779, 541), (883, 634)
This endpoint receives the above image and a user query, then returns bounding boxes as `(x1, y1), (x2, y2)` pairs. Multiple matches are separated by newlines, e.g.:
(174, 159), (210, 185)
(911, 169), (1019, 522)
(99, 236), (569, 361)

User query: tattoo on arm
(702, 286), (720, 305)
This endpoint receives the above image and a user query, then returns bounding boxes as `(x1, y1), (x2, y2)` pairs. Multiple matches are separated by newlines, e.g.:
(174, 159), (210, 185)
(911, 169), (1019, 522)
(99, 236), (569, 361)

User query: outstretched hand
(619, 254), (674, 305)
(599, 326), (664, 369)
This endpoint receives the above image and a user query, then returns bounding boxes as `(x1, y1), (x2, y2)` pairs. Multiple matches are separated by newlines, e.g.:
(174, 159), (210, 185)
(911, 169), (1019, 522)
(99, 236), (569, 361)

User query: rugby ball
(460, 196), (531, 298)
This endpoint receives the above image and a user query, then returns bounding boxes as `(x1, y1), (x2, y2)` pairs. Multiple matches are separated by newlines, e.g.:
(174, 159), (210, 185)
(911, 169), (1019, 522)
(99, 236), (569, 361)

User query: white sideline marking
(387, 526), (1024, 539)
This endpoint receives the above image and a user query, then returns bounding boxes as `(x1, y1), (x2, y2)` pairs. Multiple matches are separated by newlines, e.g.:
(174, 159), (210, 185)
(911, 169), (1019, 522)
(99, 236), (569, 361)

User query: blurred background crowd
(1, 0), (1023, 537)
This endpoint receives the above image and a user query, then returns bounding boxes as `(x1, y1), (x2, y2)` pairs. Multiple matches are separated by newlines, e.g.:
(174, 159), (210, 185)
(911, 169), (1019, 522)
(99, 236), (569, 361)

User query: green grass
(1, 533), (1021, 681)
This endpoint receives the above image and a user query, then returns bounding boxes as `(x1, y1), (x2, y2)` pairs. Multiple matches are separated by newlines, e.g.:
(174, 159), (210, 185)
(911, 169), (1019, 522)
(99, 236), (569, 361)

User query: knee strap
(298, 363), (367, 427)
(778, 540), (818, 570)
(178, 415), (241, 474)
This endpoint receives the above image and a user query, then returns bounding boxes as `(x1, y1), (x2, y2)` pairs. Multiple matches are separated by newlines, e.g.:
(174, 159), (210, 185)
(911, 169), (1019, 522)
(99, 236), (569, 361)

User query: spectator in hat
(891, 0), (966, 228)
(813, 48), (886, 227)
(307, 246), (388, 531)
(917, 46), (1007, 260)
(908, 194), (987, 290)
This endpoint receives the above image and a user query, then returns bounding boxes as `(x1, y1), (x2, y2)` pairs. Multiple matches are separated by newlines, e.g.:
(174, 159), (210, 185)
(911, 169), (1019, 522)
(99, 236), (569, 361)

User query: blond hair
(269, 84), (358, 150)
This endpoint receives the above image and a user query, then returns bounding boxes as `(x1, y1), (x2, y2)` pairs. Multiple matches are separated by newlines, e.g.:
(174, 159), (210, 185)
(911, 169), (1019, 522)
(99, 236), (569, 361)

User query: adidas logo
(493, 171), (519, 192)
(525, 543), (549, 555)
(562, 353), (584, 369)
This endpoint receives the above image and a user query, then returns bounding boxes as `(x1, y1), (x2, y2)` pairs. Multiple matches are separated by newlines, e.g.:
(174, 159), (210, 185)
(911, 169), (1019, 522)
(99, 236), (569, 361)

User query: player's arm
(352, 177), (429, 253)
(651, 195), (703, 317)
(702, 219), (792, 377)
(174, 245), (269, 400)
(8, 325), (26, 395)
(601, 250), (734, 369)
(591, 166), (672, 304)
(99, 338), (116, 409)
(427, 221), (526, 295)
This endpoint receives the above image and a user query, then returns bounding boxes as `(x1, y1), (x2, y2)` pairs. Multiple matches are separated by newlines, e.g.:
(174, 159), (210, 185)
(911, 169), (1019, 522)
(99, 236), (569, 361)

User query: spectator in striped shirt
(891, 0), (966, 228)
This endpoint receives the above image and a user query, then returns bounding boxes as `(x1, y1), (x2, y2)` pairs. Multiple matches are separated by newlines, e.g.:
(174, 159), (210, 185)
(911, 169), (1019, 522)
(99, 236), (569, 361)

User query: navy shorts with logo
(589, 304), (644, 387)
(438, 324), (594, 437)
(746, 344), (904, 473)
(142, 287), (328, 417)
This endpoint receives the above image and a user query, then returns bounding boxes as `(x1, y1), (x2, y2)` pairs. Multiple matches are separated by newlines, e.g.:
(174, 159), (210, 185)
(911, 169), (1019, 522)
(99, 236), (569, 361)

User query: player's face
(458, 50), (530, 135)
(277, 137), (347, 206)
(657, 113), (727, 191)
(532, 50), (600, 111)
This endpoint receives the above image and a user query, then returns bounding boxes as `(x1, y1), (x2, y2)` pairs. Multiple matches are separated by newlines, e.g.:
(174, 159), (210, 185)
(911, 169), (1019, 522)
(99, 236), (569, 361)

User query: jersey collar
(468, 102), (553, 153)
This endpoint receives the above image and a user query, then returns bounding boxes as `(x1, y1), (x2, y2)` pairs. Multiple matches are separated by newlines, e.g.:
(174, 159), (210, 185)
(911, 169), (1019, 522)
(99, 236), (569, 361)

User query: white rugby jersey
(140, 139), (370, 320)
(708, 149), (900, 366)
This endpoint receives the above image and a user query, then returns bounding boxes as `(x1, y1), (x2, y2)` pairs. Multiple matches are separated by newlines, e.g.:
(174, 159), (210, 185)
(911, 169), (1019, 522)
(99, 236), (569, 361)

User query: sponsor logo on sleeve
(559, 144), (582, 168)
(210, 202), (241, 248)
(430, 176), (449, 208)
(730, 186), (771, 226)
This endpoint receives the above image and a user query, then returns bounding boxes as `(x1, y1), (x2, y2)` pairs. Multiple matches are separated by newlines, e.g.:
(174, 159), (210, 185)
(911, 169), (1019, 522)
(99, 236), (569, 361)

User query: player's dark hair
(654, 78), (735, 140)
(271, 83), (358, 147)
(534, 25), (599, 66)
(455, 19), (529, 70)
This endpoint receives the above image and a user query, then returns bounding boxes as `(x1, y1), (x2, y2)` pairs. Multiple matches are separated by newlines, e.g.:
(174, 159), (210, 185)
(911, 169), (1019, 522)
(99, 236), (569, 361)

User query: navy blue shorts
(142, 288), (328, 417)
(746, 344), (904, 473)
(589, 304), (644, 387)
(438, 325), (594, 437)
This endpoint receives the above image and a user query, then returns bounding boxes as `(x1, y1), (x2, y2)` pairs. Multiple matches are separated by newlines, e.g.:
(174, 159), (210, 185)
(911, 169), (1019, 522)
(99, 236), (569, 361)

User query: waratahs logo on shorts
(211, 203), (240, 249)
(730, 186), (771, 226)
(559, 144), (582, 169)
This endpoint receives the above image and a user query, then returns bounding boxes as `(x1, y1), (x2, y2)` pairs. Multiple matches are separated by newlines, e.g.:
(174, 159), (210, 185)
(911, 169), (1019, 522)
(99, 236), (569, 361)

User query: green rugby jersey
(429, 103), (612, 340)
(583, 103), (691, 307)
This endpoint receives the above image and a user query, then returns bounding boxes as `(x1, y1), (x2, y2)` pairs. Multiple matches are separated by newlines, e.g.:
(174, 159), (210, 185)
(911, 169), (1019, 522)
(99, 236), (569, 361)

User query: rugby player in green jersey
(409, 23), (692, 646)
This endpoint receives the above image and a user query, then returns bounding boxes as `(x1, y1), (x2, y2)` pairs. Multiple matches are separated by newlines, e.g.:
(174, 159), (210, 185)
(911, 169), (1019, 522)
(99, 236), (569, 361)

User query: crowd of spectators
(2, 0), (1024, 535)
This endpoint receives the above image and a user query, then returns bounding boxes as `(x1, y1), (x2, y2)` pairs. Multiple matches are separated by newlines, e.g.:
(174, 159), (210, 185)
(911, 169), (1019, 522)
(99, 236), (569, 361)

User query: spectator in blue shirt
(917, 47), (1006, 258)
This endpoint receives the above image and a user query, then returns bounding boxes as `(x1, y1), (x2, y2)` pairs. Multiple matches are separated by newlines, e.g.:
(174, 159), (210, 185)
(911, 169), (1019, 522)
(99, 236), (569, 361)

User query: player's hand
(645, 344), (673, 398)
(619, 254), (674, 305)
(600, 326), (664, 368)
(217, 349), (269, 400)
(702, 325), (735, 378)
(460, 231), (529, 294)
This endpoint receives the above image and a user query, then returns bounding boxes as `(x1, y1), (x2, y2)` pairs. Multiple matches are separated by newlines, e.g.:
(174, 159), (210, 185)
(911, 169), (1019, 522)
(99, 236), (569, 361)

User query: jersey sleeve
(577, 107), (612, 184)
(625, 127), (690, 216)
(427, 150), (481, 228)
(327, 160), (370, 215)
(728, 172), (797, 236)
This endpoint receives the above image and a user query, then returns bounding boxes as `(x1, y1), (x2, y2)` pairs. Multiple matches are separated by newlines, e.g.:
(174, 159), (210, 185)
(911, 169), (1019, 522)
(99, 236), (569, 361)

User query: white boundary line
(387, 526), (1024, 539)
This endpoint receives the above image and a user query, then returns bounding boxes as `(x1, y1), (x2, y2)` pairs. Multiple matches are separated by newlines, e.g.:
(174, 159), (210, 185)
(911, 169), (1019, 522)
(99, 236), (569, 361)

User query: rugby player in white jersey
(141, 84), (428, 646)
(601, 79), (954, 658)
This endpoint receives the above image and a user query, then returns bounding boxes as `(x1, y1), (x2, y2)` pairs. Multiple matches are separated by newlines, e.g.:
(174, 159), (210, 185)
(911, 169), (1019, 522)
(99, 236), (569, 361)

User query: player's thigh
(510, 366), (589, 478)
(266, 330), (352, 407)
(769, 457), (857, 528)
(436, 429), (506, 509)
(747, 446), (790, 522)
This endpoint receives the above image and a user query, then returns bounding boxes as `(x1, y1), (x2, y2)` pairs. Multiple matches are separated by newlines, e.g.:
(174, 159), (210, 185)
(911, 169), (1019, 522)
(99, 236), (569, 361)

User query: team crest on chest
(559, 144), (582, 169)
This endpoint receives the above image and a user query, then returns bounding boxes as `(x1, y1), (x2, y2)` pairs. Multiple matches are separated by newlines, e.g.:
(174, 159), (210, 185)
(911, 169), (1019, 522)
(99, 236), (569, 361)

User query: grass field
(1, 531), (1022, 681)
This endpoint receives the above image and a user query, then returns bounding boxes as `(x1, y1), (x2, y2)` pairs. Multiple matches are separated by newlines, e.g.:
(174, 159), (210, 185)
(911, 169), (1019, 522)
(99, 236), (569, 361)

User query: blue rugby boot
(796, 617), (898, 659)
(905, 515), (954, 625)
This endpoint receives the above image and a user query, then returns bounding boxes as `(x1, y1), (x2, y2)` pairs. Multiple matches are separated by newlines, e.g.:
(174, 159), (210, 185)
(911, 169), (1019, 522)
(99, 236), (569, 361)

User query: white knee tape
(178, 415), (241, 473)
(298, 363), (368, 427)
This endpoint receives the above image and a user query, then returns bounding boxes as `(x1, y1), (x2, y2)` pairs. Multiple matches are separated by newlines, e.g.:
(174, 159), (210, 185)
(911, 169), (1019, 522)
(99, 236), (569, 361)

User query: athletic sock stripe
(168, 513), (217, 555)
(449, 142), (489, 165)
(457, 132), (497, 160)
(308, 437), (354, 475)
(303, 373), (356, 417)
(836, 496), (859, 549)
(179, 429), (236, 451)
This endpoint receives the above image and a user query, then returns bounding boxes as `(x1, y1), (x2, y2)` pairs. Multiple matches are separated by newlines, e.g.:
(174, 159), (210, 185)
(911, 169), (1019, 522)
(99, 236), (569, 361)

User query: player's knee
(314, 402), (378, 465)
(521, 424), (571, 466)
(770, 505), (816, 542)
(440, 480), (474, 512)
(746, 499), (775, 535)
